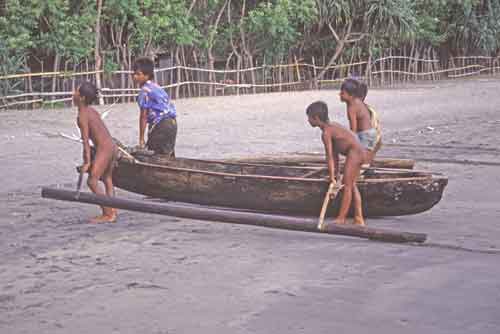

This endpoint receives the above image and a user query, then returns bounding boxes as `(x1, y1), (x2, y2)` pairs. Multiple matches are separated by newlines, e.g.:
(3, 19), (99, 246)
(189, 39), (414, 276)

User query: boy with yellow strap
(340, 78), (382, 165)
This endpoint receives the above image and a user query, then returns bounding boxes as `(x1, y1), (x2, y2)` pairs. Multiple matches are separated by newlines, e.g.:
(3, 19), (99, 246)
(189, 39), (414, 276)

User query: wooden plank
(41, 187), (427, 244)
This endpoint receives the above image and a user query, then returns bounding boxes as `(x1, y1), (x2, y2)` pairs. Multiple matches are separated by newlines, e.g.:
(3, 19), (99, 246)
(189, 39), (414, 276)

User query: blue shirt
(137, 80), (176, 125)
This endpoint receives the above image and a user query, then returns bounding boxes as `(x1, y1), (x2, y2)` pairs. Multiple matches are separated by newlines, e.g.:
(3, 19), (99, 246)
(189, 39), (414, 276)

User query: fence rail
(1, 55), (499, 109)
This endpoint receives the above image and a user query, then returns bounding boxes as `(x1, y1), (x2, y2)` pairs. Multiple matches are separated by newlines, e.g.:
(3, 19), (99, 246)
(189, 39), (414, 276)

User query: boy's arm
(137, 88), (152, 148)
(139, 109), (148, 147)
(77, 113), (92, 172)
(321, 130), (337, 183)
(347, 106), (358, 132)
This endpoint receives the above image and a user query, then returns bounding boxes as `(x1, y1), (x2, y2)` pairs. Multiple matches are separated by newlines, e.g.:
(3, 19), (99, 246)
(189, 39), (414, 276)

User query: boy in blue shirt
(133, 57), (177, 157)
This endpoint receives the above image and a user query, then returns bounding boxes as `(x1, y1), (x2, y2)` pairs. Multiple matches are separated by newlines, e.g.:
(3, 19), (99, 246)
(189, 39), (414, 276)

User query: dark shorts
(147, 118), (177, 156)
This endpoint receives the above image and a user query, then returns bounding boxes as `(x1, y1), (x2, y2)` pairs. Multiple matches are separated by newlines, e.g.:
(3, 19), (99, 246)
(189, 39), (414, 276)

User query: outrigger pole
(41, 187), (427, 244)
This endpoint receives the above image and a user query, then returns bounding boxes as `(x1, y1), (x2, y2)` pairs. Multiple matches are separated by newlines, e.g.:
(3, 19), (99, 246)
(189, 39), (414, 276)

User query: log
(224, 155), (415, 169)
(41, 187), (427, 244)
(371, 158), (415, 169)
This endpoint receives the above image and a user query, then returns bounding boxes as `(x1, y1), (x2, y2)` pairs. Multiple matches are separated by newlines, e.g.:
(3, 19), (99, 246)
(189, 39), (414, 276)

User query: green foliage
(190, 0), (227, 51)
(315, 0), (353, 27)
(0, 1), (32, 95)
(364, 0), (416, 43)
(0, 39), (26, 96)
(414, 0), (500, 52)
(103, 0), (199, 55)
(0, 0), (94, 63)
(103, 57), (120, 74)
(0, 0), (499, 78)
(0, 0), (38, 55)
(37, 0), (95, 61)
(314, 0), (417, 52)
(246, 0), (317, 59)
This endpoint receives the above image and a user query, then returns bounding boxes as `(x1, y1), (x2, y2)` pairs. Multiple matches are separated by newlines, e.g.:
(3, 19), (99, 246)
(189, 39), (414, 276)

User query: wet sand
(1, 77), (500, 333)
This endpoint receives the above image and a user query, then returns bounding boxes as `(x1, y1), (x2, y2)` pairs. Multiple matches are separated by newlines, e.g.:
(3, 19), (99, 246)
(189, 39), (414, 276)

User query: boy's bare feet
(334, 218), (347, 225)
(89, 212), (117, 224)
(353, 217), (366, 226)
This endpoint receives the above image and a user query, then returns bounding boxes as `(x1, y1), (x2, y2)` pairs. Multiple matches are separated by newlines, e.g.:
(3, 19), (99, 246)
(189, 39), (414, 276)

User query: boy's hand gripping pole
(74, 167), (85, 200)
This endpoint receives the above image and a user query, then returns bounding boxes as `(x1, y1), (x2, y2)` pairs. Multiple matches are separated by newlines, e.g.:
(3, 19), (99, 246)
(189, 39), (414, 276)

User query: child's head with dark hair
(75, 81), (98, 105)
(340, 78), (359, 98)
(133, 57), (155, 85)
(340, 78), (368, 103)
(357, 80), (368, 101)
(306, 101), (329, 127)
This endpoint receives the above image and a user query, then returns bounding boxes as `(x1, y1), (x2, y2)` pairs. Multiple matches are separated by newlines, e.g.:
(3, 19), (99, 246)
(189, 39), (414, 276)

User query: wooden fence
(1, 54), (499, 109)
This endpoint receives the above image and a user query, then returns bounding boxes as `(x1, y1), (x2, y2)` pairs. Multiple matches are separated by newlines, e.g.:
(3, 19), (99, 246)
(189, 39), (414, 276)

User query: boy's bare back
(322, 121), (364, 156)
(78, 106), (114, 149)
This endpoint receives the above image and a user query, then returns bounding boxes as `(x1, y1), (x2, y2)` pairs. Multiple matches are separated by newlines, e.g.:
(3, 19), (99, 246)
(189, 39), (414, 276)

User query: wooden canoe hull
(112, 155), (448, 217)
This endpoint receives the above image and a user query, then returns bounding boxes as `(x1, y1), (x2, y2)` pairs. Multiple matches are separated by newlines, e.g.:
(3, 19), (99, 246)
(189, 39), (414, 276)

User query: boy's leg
(103, 149), (118, 218)
(364, 150), (374, 165)
(87, 147), (115, 222)
(352, 185), (365, 225)
(102, 148), (116, 196)
(335, 150), (363, 224)
(364, 140), (381, 165)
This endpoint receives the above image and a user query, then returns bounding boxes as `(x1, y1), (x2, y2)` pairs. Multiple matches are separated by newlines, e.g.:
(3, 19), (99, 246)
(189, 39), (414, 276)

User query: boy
(306, 101), (365, 226)
(133, 57), (177, 157)
(340, 78), (381, 164)
(75, 82), (117, 223)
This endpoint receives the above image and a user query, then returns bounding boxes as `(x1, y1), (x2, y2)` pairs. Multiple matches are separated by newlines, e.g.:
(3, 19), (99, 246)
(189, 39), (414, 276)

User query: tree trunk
(365, 43), (373, 86)
(239, 0), (256, 94)
(193, 49), (201, 97)
(175, 47), (181, 98)
(206, 0), (229, 96)
(181, 46), (192, 98)
(227, 0), (242, 95)
(311, 56), (317, 89)
(94, 0), (104, 105)
(71, 63), (77, 107)
(51, 53), (60, 100)
(223, 50), (235, 96)
(312, 22), (353, 85)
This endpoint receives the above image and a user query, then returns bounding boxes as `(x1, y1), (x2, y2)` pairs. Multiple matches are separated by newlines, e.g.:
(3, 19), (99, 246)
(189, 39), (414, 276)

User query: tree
(415, 0), (500, 56)
(95, 0), (104, 104)
(245, 0), (316, 61)
(310, 0), (417, 83)
(192, 0), (230, 95)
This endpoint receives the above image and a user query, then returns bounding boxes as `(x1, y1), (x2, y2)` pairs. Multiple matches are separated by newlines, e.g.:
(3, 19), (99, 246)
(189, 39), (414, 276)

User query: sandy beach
(1, 77), (500, 333)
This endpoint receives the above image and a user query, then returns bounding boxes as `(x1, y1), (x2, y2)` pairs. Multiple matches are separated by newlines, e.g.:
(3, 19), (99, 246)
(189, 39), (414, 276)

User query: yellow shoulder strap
(366, 104), (382, 143)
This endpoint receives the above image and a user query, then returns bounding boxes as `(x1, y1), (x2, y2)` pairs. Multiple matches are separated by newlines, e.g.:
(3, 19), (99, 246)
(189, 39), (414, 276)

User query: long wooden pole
(41, 188), (426, 244)
(317, 182), (341, 230)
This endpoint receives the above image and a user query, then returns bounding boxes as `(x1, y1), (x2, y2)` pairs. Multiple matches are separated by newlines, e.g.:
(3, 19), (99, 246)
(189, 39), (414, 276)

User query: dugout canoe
(111, 151), (447, 217)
